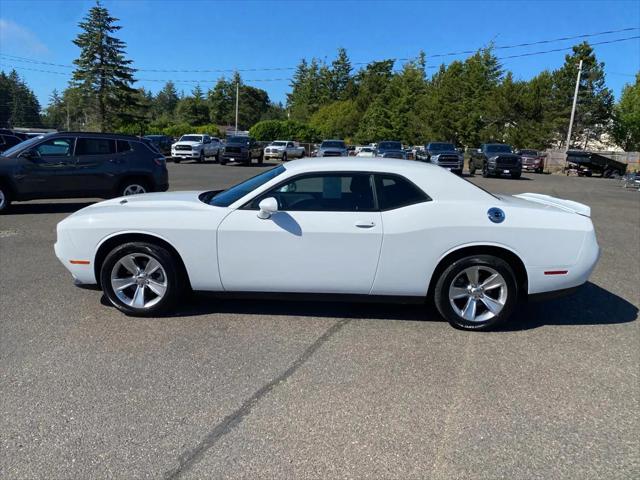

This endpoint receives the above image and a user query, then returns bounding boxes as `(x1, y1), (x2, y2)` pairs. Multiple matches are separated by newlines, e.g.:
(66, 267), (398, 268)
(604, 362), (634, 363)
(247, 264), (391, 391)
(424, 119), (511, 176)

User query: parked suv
(469, 143), (522, 179)
(416, 142), (464, 175)
(220, 136), (264, 165)
(0, 132), (168, 213)
(0, 133), (24, 153)
(171, 134), (222, 163)
(143, 134), (173, 156)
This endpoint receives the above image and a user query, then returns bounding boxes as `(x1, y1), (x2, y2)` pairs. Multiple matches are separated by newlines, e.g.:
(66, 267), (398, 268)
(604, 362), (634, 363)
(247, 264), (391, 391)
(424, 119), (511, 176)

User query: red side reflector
(544, 270), (568, 275)
(70, 260), (90, 265)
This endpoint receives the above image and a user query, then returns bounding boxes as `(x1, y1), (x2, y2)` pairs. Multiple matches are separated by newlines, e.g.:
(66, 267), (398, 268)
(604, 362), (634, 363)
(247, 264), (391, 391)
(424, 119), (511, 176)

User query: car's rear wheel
(0, 184), (12, 213)
(434, 255), (518, 330)
(100, 242), (182, 316)
(120, 180), (148, 196)
(198, 151), (205, 163)
(215, 151), (220, 163)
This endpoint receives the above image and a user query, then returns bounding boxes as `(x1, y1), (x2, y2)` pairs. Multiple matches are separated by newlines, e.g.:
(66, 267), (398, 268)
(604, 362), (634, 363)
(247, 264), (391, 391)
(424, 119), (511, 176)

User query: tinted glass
(378, 141), (402, 150)
(209, 165), (285, 207)
(320, 141), (346, 149)
(486, 145), (512, 153)
(429, 143), (455, 151)
(35, 137), (74, 157)
(76, 138), (116, 155)
(2, 135), (42, 156)
(519, 149), (538, 156)
(2, 135), (21, 148)
(227, 136), (250, 144)
(255, 173), (374, 212)
(180, 135), (203, 142)
(375, 174), (429, 210)
(117, 140), (133, 152)
(272, 141), (286, 146)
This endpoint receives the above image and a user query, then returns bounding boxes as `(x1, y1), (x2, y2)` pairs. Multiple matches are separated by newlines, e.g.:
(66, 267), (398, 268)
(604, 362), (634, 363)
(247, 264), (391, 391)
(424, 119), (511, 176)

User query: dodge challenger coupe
(55, 158), (600, 330)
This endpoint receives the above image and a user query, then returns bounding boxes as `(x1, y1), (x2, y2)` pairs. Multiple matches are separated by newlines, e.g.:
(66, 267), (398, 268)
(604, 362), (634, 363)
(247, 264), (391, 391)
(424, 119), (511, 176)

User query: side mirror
(257, 197), (278, 219)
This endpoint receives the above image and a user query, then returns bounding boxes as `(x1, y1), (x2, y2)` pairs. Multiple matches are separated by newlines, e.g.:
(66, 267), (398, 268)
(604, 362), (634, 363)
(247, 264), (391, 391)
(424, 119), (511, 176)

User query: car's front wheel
(434, 255), (518, 330)
(0, 184), (12, 213)
(468, 162), (476, 176)
(100, 242), (183, 316)
(120, 180), (148, 196)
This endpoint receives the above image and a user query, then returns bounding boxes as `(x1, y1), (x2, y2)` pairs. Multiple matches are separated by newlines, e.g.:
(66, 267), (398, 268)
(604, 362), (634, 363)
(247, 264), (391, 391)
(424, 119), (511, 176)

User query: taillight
(153, 155), (166, 166)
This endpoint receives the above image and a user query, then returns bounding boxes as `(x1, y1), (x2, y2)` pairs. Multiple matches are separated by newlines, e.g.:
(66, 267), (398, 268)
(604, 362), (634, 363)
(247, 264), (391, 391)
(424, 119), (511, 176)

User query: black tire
(434, 255), (519, 331)
(282, 152), (288, 162)
(215, 151), (220, 163)
(482, 164), (490, 178)
(258, 153), (264, 164)
(220, 158), (227, 165)
(119, 179), (149, 197)
(0, 183), (12, 213)
(100, 242), (184, 317)
(198, 151), (205, 163)
(536, 167), (543, 174)
(469, 161), (476, 176)
(511, 171), (522, 179)
(174, 158), (181, 164)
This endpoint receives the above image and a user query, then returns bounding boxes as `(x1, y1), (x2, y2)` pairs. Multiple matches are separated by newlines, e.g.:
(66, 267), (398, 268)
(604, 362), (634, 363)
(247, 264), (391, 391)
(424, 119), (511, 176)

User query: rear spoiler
(514, 193), (591, 217)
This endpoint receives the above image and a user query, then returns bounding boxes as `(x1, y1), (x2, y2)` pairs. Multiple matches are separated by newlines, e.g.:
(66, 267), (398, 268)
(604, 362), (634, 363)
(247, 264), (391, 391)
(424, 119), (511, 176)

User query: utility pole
(565, 59), (583, 151)
(66, 103), (70, 131)
(234, 78), (239, 135)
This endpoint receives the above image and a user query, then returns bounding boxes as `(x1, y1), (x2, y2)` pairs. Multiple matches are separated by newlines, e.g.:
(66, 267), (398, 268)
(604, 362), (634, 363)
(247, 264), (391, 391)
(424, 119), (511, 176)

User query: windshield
(320, 141), (345, 149)
(428, 143), (455, 151)
(519, 149), (538, 156)
(207, 165), (285, 207)
(180, 135), (202, 142)
(227, 136), (250, 144)
(272, 141), (287, 146)
(378, 141), (402, 150)
(361, 147), (373, 152)
(1, 135), (43, 157)
(486, 144), (512, 153)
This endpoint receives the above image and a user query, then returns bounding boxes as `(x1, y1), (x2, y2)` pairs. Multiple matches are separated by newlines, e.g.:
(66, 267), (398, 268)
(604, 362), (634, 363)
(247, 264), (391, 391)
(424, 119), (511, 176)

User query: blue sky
(0, 0), (638, 108)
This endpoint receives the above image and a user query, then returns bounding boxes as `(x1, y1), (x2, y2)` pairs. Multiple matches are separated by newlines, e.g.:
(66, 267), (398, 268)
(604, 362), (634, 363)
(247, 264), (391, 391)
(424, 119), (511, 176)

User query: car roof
(53, 131), (143, 141)
(282, 157), (493, 201)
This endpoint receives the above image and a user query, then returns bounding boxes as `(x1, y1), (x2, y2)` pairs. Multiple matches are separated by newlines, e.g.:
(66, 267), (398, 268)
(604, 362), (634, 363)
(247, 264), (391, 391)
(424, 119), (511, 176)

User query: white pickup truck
(171, 134), (222, 163)
(263, 140), (306, 161)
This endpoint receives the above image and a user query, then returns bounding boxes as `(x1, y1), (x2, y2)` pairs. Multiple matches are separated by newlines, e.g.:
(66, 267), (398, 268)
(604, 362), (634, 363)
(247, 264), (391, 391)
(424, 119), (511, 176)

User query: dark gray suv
(0, 132), (168, 213)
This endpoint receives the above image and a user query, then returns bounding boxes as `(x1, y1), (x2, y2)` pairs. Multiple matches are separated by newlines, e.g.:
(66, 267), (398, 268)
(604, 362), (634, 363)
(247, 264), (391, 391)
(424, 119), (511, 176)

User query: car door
(217, 172), (383, 294)
(73, 137), (119, 195)
(16, 136), (77, 196)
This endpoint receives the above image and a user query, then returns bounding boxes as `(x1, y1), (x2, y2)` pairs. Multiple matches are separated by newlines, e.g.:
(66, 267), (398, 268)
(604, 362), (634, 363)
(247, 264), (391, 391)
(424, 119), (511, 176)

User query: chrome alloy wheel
(110, 253), (167, 309)
(122, 184), (146, 195)
(448, 266), (507, 322)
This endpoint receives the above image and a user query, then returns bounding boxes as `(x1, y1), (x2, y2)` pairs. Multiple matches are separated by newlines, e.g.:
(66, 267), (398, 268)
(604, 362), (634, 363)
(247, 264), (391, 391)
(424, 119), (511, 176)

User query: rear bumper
(527, 228), (600, 295)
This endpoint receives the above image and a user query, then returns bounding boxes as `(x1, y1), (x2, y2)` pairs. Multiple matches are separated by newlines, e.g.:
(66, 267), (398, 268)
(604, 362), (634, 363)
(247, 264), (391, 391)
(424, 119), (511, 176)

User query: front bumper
(222, 151), (250, 162)
(488, 164), (522, 175)
(264, 151), (284, 159)
(172, 150), (201, 159)
(54, 230), (97, 285)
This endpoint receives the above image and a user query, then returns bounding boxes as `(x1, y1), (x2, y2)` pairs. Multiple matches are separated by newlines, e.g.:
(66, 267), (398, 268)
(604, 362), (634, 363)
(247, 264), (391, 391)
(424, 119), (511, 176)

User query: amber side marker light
(70, 260), (90, 265)
(544, 270), (568, 275)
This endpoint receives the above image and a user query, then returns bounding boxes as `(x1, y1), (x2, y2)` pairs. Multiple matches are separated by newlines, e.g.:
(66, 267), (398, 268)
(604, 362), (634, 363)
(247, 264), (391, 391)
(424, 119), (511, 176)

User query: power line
(2, 35), (638, 86)
(0, 26), (637, 74)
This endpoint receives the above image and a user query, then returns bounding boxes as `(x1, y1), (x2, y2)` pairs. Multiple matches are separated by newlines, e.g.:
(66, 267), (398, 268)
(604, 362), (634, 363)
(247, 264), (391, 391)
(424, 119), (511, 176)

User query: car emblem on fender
(487, 207), (505, 223)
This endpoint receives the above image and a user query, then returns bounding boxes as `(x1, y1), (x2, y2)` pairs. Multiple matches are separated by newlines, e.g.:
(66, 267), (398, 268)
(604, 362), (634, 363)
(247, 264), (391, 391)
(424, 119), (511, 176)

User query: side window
(251, 173), (375, 212)
(117, 140), (132, 152)
(76, 138), (116, 156)
(287, 142), (294, 148)
(375, 174), (430, 210)
(34, 137), (74, 157)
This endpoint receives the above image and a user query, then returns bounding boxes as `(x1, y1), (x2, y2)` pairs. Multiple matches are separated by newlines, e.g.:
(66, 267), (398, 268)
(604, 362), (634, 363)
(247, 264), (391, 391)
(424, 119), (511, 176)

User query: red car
(518, 149), (545, 173)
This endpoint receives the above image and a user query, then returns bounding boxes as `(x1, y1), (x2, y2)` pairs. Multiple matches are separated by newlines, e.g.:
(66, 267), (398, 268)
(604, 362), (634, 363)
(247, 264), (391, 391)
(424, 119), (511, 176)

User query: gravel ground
(1, 161), (638, 479)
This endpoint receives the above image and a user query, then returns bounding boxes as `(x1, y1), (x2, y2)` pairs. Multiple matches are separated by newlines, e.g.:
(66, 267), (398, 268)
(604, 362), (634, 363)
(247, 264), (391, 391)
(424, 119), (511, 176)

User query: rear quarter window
(374, 174), (431, 210)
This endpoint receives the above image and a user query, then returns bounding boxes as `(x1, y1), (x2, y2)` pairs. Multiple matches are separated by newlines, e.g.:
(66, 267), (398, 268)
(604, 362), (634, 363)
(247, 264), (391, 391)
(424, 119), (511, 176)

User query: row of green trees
(280, 44), (630, 149)
(2, 1), (638, 151)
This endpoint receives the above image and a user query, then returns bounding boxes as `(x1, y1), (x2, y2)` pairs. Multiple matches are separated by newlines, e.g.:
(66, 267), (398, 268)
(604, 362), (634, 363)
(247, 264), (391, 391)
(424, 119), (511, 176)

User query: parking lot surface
(1, 161), (638, 479)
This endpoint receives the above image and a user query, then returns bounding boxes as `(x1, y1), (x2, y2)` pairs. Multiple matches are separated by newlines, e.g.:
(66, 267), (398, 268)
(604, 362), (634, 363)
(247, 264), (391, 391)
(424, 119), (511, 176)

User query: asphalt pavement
(1, 161), (638, 479)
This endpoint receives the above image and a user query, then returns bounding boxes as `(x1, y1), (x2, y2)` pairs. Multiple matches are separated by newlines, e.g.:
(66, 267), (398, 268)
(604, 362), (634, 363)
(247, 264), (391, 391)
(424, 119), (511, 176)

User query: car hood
(320, 147), (346, 152)
(68, 191), (211, 218)
(174, 141), (202, 147)
(488, 152), (519, 158)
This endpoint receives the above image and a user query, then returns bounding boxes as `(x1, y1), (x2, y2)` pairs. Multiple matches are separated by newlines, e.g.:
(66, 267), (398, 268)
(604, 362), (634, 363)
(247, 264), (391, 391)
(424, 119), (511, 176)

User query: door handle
(355, 221), (376, 228)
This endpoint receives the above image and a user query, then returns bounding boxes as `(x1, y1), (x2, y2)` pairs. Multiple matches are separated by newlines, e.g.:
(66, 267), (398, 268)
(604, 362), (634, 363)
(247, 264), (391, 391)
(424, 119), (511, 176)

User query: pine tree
(71, 0), (136, 131)
(154, 81), (179, 118)
(611, 73), (640, 151)
(329, 48), (353, 101)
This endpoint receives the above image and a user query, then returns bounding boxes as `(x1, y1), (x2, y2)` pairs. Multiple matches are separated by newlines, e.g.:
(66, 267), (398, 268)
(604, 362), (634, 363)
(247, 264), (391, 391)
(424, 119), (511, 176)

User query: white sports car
(55, 158), (600, 330)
